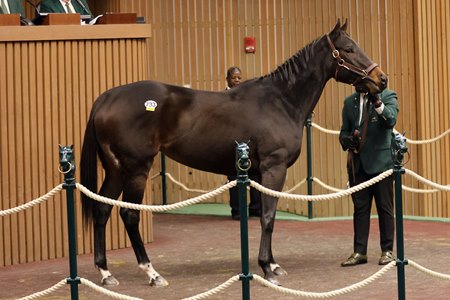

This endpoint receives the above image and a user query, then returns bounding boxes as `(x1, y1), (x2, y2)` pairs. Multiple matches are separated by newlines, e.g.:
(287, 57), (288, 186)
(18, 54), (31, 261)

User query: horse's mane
(258, 35), (323, 85)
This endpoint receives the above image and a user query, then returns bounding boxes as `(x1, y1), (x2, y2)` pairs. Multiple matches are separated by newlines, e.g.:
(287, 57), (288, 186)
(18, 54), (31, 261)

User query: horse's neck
(269, 35), (333, 123)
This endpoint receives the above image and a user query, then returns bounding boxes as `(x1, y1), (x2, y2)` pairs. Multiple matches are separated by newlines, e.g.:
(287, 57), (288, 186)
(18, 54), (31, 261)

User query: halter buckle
(332, 49), (340, 58)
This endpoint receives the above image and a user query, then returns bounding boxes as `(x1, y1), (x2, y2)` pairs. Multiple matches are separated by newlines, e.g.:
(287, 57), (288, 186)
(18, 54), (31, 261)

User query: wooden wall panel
(92, 0), (450, 219)
(414, 0), (450, 217)
(0, 26), (151, 266)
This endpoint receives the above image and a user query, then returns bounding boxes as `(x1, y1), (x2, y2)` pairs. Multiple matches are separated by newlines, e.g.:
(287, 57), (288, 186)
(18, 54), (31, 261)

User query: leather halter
(326, 34), (378, 86)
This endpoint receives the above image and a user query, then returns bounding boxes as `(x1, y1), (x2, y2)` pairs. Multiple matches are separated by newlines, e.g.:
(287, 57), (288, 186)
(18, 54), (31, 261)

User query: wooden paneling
(0, 25), (151, 266)
(414, 0), (450, 217)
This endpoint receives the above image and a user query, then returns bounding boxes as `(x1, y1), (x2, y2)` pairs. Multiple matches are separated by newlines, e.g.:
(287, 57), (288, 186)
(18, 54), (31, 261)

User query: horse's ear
(341, 19), (348, 32)
(331, 19), (341, 33)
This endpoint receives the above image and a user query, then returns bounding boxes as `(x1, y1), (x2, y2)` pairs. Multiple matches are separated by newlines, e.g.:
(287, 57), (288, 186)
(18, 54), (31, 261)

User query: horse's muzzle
(358, 66), (388, 94)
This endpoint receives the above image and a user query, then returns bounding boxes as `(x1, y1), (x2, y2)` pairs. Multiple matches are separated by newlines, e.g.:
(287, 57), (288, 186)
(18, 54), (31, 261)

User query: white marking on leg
(98, 268), (113, 283)
(139, 262), (160, 281)
(270, 263), (281, 272)
(139, 262), (169, 286)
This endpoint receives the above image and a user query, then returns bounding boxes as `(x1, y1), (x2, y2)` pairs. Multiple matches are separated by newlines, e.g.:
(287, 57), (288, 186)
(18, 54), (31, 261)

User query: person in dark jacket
(339, 88), (399, 267)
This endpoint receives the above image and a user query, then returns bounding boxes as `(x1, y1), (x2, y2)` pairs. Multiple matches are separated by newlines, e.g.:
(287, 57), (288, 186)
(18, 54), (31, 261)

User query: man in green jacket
(339, 88), (399, 267)
(0, 0), (25, 15)
(39, 0), (92, 17)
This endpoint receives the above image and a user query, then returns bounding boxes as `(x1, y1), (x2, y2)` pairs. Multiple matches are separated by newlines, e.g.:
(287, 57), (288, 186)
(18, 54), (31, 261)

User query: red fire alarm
(244, 37), (256, 53)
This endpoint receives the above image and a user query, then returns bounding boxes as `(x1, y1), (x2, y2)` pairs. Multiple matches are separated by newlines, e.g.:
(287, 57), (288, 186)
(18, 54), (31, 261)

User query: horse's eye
(344, 47), (354, 53)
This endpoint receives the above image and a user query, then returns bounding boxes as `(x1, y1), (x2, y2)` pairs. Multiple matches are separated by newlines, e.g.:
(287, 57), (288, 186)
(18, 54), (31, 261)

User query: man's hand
(340, 135), (360, 151)
(368, 93), (382, 108)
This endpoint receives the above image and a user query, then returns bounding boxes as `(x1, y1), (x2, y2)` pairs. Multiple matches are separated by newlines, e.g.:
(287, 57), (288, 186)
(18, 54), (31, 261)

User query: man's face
(227, 71), (242, 88)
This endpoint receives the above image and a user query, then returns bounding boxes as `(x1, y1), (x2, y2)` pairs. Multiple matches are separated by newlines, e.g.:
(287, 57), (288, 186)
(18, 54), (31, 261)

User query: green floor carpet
(160, 203), (350, 221)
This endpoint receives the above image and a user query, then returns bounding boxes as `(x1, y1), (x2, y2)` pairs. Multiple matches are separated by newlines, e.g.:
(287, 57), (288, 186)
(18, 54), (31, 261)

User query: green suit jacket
(0, 0), (25, 15)
(39, 0), (92, 16)
(339, 89), (399, 175)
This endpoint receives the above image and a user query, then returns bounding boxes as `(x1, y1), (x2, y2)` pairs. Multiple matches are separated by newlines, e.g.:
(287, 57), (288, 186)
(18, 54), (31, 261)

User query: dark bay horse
(80, 20), (387, 287)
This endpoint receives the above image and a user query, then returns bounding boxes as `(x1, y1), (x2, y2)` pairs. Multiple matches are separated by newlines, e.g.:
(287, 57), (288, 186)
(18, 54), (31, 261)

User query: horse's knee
(93, 204), (113, 226)
(120, 208), (140, 226)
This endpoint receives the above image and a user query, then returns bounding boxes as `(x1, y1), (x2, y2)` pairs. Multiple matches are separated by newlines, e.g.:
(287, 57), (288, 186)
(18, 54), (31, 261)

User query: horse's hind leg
(94, 174), (122, 286)
(120, 171), (168, 287)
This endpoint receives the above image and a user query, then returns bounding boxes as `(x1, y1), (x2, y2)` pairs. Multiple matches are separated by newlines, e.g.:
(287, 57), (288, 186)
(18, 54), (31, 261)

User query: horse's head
(59, 144), (75, 174)
(327, 19), (388, 94)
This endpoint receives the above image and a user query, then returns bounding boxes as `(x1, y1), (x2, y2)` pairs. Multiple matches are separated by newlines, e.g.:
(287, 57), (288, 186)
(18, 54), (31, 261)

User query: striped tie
(1, 0), (10, 14)
(65, 2), (75, 14)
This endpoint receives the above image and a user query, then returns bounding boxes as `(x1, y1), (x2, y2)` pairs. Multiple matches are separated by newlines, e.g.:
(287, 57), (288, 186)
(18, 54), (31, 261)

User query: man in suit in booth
(339, 88), (399, 267)
(0, 0), (26, 15)
(39, 0), (92, 17)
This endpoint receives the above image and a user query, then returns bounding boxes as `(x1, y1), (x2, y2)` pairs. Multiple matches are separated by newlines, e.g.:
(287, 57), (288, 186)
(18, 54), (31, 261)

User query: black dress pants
(349, 168), (394, 255)
(228, 174), (261, 216)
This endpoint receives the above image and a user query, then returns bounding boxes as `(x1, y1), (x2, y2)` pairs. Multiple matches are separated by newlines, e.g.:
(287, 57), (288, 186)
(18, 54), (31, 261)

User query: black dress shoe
(248, 209), (261, 218)
(379, 251), (394, 265)
(341, 253), (368, 267)
(231, 214), (240, 221)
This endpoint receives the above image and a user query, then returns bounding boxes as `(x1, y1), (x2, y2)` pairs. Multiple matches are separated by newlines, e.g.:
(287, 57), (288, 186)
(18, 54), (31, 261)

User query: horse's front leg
(257, 164), (288, 285)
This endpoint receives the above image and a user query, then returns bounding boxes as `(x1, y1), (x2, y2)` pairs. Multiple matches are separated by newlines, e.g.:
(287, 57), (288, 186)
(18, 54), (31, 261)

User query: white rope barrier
(311, 176), (446, 194)
(76, 181), (236, 212)
(165, 172), (211, 193)
(0, 184), (64, 216)
(311, 121), (450, 144)
(404, 169), (450, 191)
(250, 169), (393, 201)
(312, 177), (345, 192)
(401, 185), (440, 194)
(408, 260), (450, 280)
(393, 128), (450, 144)
(253, 261), (396, 298)
(283, 178), (307, 193)
(80, 278), (143, 300)
(182, 275), (240, 300)
(17, 279), (67, 300)
(311, 123), (340, 135)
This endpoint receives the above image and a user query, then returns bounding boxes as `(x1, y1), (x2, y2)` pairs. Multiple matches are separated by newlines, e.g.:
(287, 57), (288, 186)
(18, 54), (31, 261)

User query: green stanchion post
(305, 113), (313, 219)
(236, 142), (252, 300)
(59, 145), (80, 300)
(391, 134), (408, 300)
(160, 153), (167, 205)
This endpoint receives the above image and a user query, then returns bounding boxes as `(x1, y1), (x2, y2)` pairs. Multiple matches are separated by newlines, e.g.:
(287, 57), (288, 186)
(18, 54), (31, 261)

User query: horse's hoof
(102, 275), (119, 286)
(150, 275), (169, 287)
(264, 276), (281, 286)
(273, 266), (288, 276)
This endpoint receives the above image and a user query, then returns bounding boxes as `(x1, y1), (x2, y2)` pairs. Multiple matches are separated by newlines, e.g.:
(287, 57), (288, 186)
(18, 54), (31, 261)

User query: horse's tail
(80, 98), (101, 228)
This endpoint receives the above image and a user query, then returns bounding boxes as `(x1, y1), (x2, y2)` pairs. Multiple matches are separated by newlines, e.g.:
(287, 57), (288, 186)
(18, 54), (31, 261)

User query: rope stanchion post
(391, 134), (408, 300)
(236, 142), (253, 300)
(59, 145), (80, 300)
(305, 113), (314, 219)
(160, 152), (167, 205)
